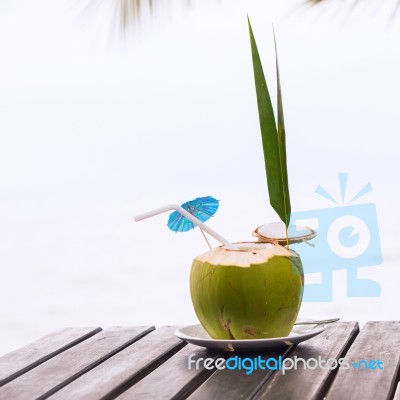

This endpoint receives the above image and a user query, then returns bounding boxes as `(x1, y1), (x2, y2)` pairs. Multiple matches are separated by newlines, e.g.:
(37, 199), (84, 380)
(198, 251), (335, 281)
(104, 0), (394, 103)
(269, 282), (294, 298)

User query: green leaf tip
(248, 18), (291, 227)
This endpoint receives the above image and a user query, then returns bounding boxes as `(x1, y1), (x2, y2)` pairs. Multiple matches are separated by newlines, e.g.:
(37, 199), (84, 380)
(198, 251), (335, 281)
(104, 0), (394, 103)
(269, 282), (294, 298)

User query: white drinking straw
(134, 204), (238, 250)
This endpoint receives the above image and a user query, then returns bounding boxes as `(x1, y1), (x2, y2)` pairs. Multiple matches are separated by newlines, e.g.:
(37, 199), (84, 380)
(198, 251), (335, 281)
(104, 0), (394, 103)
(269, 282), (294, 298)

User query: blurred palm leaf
(82, 0), (193, 33)
(117, 0), (193, 31)
(119, 0), (153, 30)
(82, 0), (400, 34)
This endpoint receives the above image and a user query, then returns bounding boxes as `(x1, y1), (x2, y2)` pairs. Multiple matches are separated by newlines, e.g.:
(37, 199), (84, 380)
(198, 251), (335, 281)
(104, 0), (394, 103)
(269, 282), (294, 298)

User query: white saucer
(175, 321), (326, 351)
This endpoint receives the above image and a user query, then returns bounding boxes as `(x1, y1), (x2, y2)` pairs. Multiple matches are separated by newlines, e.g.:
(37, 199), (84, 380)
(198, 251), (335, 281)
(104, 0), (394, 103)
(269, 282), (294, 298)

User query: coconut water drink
(134, 204), (310, 340)
(190, 242), (304, 340)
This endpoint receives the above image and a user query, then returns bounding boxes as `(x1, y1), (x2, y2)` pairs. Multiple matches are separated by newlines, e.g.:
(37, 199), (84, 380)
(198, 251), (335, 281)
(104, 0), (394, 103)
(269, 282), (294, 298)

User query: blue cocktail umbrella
(167, 196), (219, 248)
(134, 200), (237, 250)
(167, 196), (219, 231)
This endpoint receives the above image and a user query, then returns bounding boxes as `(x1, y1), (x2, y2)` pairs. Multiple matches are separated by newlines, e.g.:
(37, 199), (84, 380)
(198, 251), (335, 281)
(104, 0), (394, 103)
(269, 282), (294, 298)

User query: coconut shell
(190, 242), (304, 340)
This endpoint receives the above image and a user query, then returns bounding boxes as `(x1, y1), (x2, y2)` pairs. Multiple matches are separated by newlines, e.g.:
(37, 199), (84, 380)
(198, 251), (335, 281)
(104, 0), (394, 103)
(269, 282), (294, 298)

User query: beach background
(1, 0), (399, 356)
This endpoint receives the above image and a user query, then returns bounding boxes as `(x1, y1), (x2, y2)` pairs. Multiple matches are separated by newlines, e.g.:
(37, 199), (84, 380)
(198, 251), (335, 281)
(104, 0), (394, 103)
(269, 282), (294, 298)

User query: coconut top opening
(221, 242), (278, 251)
(195, 242), (296, 268)
(252, 222), (316, 245)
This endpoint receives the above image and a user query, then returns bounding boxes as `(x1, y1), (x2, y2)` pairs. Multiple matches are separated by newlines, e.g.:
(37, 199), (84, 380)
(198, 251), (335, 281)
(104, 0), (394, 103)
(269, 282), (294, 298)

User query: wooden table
(0, 322), (399, 400)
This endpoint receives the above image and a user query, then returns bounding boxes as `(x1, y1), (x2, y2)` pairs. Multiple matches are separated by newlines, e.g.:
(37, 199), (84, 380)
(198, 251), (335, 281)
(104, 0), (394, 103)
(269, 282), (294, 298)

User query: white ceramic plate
(175, 321), (326, 351)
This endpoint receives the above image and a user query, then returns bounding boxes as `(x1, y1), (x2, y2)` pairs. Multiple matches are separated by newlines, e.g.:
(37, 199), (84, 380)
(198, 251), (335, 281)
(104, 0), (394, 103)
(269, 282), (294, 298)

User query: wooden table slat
(0, 326), (154, 400)
(1, 321), (399, 400)
(253, 321), (359, 400)
(186, 346), (295, 400)
(326, 321), (400, 400)
(50, 326), (186, 400)
(116, 344), (223, 400)
(0, 327), (102, 386)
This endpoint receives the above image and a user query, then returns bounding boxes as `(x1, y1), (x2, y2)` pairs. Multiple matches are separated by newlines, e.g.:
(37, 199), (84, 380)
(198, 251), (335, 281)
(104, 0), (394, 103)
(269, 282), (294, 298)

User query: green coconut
(190, 242), (304, 339)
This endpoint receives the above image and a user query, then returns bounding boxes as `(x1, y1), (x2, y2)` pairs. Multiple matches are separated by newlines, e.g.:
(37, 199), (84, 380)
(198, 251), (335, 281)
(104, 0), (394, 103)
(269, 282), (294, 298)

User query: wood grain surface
(0, 327), (101, 386)
(0, 326), (153, 400)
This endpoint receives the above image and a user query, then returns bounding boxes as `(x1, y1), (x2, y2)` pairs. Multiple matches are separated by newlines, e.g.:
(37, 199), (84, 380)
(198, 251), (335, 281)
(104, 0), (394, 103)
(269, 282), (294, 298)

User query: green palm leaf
(248, 18), (291, 227)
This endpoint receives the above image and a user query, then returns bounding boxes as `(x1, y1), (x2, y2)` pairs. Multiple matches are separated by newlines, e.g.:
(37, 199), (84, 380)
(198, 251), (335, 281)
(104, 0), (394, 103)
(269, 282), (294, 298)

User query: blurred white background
(1, 0), (399, 356)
